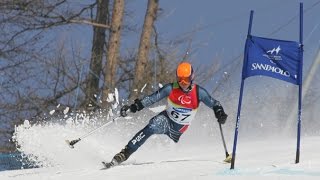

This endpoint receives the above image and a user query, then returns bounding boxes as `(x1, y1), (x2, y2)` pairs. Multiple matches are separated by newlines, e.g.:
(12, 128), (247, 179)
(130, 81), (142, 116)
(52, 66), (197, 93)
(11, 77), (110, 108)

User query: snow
(49, 110), (55, 115)
(1, 136), (320, 180)
(63, 107), (69, 115)
(2, 107), (320, 180)
(140, 83), (147, 93)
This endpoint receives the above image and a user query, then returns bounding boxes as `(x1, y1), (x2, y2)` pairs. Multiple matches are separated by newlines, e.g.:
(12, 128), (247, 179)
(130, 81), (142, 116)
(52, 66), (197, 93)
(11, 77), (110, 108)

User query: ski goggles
(177, 76), (192, 85)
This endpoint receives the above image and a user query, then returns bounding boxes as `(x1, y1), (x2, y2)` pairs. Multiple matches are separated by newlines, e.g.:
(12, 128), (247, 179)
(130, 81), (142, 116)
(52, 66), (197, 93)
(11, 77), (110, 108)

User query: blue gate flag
(243, 36), (301, 85)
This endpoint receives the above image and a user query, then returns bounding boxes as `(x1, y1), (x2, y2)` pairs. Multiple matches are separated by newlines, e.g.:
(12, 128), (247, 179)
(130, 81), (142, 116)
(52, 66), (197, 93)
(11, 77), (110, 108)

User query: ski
(101, 161), (117, 170)
(101, 161), (114, 169)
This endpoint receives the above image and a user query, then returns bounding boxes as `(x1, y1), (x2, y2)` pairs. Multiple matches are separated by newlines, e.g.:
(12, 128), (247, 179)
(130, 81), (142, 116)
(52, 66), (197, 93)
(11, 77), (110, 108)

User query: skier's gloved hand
(213, 105), (228, 124)
(129, 99), (144, 113)
(120, 99), (144, 117)
(120, 105), (130, 117)
(217, 111), (228, 124)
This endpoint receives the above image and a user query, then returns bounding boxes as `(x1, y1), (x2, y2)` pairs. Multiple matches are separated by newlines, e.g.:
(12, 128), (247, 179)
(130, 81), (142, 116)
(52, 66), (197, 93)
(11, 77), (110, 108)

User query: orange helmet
(176, 62), (194, 85)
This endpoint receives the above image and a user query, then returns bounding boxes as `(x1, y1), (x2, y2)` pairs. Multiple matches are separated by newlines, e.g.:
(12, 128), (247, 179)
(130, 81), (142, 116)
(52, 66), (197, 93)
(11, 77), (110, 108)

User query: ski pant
(126, 111), (189, 155)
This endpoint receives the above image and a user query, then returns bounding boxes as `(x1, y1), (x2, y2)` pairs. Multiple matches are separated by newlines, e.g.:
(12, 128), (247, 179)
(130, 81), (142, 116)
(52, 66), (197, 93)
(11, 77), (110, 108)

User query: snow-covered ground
(1, 136), (320, 180)
(1, 106), (320, 180)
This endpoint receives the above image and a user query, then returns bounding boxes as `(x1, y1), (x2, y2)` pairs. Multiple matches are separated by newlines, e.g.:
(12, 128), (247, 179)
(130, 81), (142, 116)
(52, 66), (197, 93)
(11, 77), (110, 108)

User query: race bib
(166, 105), (197, 125)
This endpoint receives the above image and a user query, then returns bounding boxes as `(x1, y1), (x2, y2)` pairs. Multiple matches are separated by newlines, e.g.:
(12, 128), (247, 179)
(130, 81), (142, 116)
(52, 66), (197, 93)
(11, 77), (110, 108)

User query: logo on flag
(263, 45), (282, 63)
(243, 36), (301, 85)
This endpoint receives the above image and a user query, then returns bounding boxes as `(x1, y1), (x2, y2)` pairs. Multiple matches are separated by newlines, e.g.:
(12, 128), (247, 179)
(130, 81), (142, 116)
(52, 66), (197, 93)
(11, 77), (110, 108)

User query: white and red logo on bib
(178, 95), (191, 104)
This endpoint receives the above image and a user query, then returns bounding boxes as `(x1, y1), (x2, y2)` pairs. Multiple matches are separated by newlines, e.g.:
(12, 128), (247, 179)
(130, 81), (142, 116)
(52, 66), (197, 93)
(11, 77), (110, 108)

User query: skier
(103, 62), (228, 168)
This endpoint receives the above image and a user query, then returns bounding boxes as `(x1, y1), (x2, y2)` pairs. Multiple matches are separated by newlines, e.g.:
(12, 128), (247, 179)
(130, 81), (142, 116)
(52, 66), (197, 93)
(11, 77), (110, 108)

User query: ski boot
(102, 146), (131, 169)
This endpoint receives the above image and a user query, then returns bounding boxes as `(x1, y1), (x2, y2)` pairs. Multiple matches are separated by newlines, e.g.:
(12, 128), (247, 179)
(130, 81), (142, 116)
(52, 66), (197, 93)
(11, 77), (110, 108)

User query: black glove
(120, 99), (144, 117)
(120, 105), (130, 117)
(129, 99), (144, 113)
(213, 105), (228, 124)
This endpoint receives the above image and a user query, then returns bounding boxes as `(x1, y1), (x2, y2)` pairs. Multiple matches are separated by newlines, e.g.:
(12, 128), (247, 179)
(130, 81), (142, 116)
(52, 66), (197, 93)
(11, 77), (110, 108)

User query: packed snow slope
(1, 105), (320, 180)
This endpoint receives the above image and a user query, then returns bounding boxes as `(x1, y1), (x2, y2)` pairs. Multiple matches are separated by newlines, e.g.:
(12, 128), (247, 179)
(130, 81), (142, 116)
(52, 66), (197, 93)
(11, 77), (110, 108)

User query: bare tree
(103, 0), (125, 107)
(130, 0), (159, 100)
(0, 0), (104, 151)
(84, 0), (110, 109)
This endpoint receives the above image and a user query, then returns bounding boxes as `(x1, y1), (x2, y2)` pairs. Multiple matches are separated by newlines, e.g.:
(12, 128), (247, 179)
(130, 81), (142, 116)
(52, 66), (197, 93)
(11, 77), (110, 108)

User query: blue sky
(130, 0), (320, 65)
(65, 0), (320, 77)
(93, 1), (313, 92)
(57, 0), (320, 98)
